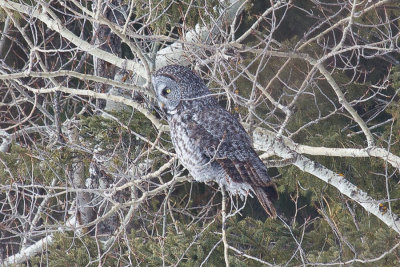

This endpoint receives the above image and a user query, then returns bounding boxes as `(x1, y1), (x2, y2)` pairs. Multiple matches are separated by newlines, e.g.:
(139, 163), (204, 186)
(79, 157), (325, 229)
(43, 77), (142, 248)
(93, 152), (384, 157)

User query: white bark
(256, 129), (400, 170)
(0, 0), (246, 76)
(1, 235), (53, 266)
(0, 217), (77, 267)
(0, 1), (142, 72)
(1, 0), (399, 265)
(253, 128), (400, 234)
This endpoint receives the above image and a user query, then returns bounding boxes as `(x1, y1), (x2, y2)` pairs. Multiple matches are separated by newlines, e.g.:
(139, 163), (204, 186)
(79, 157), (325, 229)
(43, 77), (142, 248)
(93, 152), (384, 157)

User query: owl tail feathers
(253, 186), (277, 218)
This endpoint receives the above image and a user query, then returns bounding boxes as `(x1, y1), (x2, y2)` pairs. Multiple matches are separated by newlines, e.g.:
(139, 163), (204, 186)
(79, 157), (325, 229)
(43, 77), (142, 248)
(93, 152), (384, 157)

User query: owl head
(152, 65), (211, 113)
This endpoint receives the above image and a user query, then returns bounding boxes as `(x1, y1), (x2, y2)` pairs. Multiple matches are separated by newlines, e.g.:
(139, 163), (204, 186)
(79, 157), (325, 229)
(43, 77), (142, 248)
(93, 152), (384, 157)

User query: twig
(221, 187), (230, 267)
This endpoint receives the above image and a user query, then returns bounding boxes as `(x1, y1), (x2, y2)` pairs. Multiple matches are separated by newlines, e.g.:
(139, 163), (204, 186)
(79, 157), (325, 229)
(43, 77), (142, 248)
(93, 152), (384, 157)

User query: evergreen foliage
(0, 0), (399, 266)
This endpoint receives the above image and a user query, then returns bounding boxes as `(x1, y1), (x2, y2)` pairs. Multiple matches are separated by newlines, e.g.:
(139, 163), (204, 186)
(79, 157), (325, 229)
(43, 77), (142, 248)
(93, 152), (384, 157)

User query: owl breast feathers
(152, 65), (277, 217)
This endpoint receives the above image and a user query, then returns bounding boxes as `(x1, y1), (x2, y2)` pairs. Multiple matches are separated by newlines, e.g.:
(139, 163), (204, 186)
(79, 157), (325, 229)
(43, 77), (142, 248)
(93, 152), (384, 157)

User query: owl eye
(162, 87), (171, 96)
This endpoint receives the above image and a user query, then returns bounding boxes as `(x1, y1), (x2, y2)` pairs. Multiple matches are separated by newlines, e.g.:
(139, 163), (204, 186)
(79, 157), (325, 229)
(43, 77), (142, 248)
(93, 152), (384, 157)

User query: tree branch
(254, 128), (400, 234)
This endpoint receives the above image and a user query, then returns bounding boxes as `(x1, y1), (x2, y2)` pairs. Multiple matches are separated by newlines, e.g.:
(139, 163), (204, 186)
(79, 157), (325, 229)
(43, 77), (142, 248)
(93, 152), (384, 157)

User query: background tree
(0, 0), (400, 266)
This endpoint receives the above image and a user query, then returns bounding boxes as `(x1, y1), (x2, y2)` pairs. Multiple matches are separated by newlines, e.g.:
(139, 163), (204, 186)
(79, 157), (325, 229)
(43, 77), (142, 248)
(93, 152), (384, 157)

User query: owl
(152, 65), (277, 217)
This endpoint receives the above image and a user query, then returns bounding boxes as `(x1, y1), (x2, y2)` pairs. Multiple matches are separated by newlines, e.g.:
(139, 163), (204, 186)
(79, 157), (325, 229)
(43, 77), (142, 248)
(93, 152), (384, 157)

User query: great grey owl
(152, 65), (277, 217)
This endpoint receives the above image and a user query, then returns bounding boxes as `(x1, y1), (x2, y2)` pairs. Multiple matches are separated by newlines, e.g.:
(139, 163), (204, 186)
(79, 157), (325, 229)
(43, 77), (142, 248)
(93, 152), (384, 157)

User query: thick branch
(255, 128), (400, 170)
(0, 1), (142, 73)
(254, 128), (400, 235)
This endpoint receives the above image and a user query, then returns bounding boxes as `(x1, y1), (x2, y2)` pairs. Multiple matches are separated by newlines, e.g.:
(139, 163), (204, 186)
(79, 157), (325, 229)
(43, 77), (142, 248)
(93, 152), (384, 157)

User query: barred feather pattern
(152, 65), (277, 217)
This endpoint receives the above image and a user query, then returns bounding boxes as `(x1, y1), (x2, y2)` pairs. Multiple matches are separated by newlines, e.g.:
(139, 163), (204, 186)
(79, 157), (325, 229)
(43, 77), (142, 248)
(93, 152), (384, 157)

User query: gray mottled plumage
(152, 65), (277, 217)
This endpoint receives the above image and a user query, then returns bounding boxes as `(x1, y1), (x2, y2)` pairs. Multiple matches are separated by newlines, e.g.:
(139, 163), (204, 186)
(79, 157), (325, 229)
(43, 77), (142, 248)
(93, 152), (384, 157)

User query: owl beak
(160, 102), (165, 109)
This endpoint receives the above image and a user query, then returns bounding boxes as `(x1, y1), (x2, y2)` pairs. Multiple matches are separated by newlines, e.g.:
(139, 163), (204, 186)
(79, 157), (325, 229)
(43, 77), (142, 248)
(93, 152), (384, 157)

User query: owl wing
(185, 107), (277, 217)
